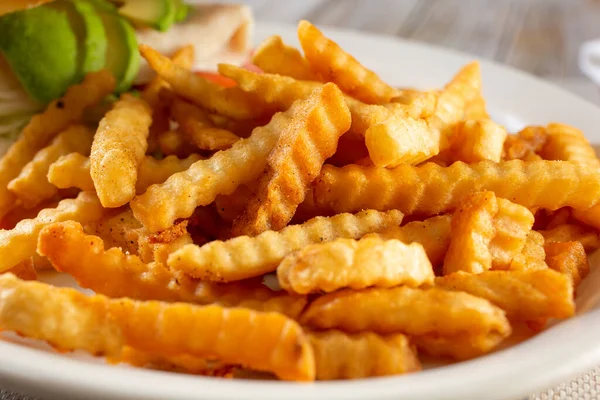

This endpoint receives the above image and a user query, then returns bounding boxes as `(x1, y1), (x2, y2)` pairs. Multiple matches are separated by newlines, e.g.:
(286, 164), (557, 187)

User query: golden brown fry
(252, 35), (318, 80)
(539, 224), (600, 252)
(47, 153), (95, 191)
(436, 269), (575, 320)
(8, 125), (94, 208)
(297, 21), (397, 104)
(464, 91), (489, 120)
(140, 45), (270, 120)
(4, 258), (37, 281)
(215, 185), (255, 224)
(502, 126), (547, 161)
(135, 154), (203, 195)
(0, 274), (315, 381)
(90, 94), (152, 207)
(131, 81), (350, 233)
(391, 90), (438, 119)
(0, 192), (105, 272)
(168, 209), (404, 282)
(38, 221), (307, 319)
(312, 160), (600, 215)
(443, 191), (498, 275)
(85, 208), (142, 255)
(300, 286), (511, 338)
(540, 123), (600, 168)
(508, 231), (548, 271)
(544, 241), (589, 287)
(413, 332), (505, 361)
(157, 129), (195, 157)
(231, 83), (351, 236)
(327, 131), (370, 167)
(0, 70), (115, 219)
(171, 98), (240, 151)
(309, 330), (420, 379)
(365, 114), (439, 167)
(1, 198), (61, 230)
(572, 205), (600, 231)
(278, 236), (434, 294)
(451, 119), (507, 163)
(374, 214), (452, 267)
(489, 198), (535, 269)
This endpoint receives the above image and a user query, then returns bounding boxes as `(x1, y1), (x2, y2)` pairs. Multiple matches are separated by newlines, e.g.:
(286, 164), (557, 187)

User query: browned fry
(312, 160), (600, 216)
(413, 332), (505, 361)
(572, 205), (600, 232)
(297, 21), (397, 104)
(231, 83), (351, 236)
(0, 70), (115, 219)
(539, 224), (600, 252)
(38, 221), (307, 320)
(502, 126), (547, 161)
(84, 208), (142, 256)
(436, 269), (575, 320)
(443, 191), (498, 275)
(4, 258), (37, 281)
(168, 209), (404, 282)
(544, 241), (589, 287)
(157, 129), (195, 157)
(215, 185), (255, 224)
(252, 35), (318, 80)
(140, 45), (271, 120)
(0, 274), (315, 381)
(300, 286), (511, 338)
(171, 98), (240, 151)
(509, 231), (548, 271)
(309, 330), (420, 379)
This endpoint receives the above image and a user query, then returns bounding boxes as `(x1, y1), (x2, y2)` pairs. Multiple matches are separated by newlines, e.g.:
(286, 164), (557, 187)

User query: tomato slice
(195, 71), (237, 88)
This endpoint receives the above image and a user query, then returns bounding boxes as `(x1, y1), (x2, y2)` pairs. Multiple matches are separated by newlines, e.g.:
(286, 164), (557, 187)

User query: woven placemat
(2, 367), (600, 400)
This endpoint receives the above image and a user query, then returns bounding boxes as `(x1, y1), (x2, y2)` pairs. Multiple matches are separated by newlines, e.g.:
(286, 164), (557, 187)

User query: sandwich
(0, 0), (253, 147)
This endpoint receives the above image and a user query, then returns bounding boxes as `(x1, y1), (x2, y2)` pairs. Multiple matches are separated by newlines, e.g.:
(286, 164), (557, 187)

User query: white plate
(3, 22), (600, 400)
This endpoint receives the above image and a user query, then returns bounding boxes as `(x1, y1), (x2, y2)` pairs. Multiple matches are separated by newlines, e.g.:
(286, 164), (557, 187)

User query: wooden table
(248, 0), (600, 105)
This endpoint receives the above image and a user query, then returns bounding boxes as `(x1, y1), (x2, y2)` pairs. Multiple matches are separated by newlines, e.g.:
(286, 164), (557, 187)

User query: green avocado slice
(85, 0), (140, 93)
(116, 0), (176, 32)
(0, 4), (79, 103)
(174, 0), (191, 23)
(69, 0), (108, 76)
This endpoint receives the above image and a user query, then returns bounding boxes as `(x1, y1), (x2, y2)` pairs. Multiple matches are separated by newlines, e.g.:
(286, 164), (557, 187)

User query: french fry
(137, 224), (193, 264)
(140, 45), (270, 120)
(327, 131), (370, 167)
(540, 123), (600, 168)
(278, 237), (434, 294)
(252, 35), (318, 81)
(391, 90), (438, 119)
(312, 160), (600, 215)
(0, 70), (115, 219)
(4, 258), (37, 281)
(1, 198), (60, 230)
(300, 286), (511, 338)
(572, 205), (600, 231)
(464, 92), (489, 120)
(539, 224), (600, 252)
(509, 231), (548, 271)
(544, 241), (589, 287)
(450, 119), (506, 163)
(374, 214), (452, 266)
(503, 126), (547, 161)
(47, 153), (95, 191)
(413, 332), (505, 360)
(171, 98), (240, 151)
(365, 114), (440, 167)
(297, 21), (397, 104)
(436, 269), (575, 320)
(489, 198), (535, 269)
(85, 208), (143, 256)
(215, 185), (254, 224)
(38, 221), (307, 319)
(157, 129), (195, 157)
(90, 94), (152, 208)
(8, 125), (94, 208)
(136, 154), (202, 195)
(231, 83), (351, 236)
(0, 274), (315, 381)
(0, 192), (105, 272)
(309, 330), (420, 379)
(168, 209), (404, 282)
(443, 191), (498, 275)
(131, 81), (350, 233)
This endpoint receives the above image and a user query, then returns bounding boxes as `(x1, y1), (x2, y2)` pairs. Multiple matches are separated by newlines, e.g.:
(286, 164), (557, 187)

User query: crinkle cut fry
(436, 269), (574, 320)
(0, 274), (315, 381)
(278, 237), (434, 294)
(300, 286), (511, 338)
(140, 45), (271, 120)
(297, 20), (397, 104)
(413, 332), (506, 361)
(539, 224), (600, 253)
(509, 231), (548, 271)
(0, 70), (115, 219)
(38, 221), (308, 320)
(544, 241), (589, 287)
(540, 123), (600, 168)
(0, 192), (105, 272)
(131, 82), (351, 233)
(231, 83), (351, 236)
(489, 198), (535, 269)
(90, 94), (152, 208)
(252, 35), (318, 81)
(168, 209), (404, 282)
(312, 160), (600, 216)
(308, 330), (420, 380)
(8, 124), (94, 208)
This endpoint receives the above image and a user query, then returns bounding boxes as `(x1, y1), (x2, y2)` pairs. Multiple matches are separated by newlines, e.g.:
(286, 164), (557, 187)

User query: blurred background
(238, 0), (600, 104)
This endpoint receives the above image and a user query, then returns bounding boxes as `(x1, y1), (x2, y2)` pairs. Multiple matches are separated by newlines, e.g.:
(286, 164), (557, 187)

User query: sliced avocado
(85, 0), (139, 92)
(69, 0), (107, 75)
(174, 0), (190, 23)
(0, 5), (79, 103)
(116, 0), (176, 32)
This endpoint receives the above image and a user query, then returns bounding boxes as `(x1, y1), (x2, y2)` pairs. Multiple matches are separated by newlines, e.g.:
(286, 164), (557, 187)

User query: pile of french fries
(0, 20), (599, 382)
